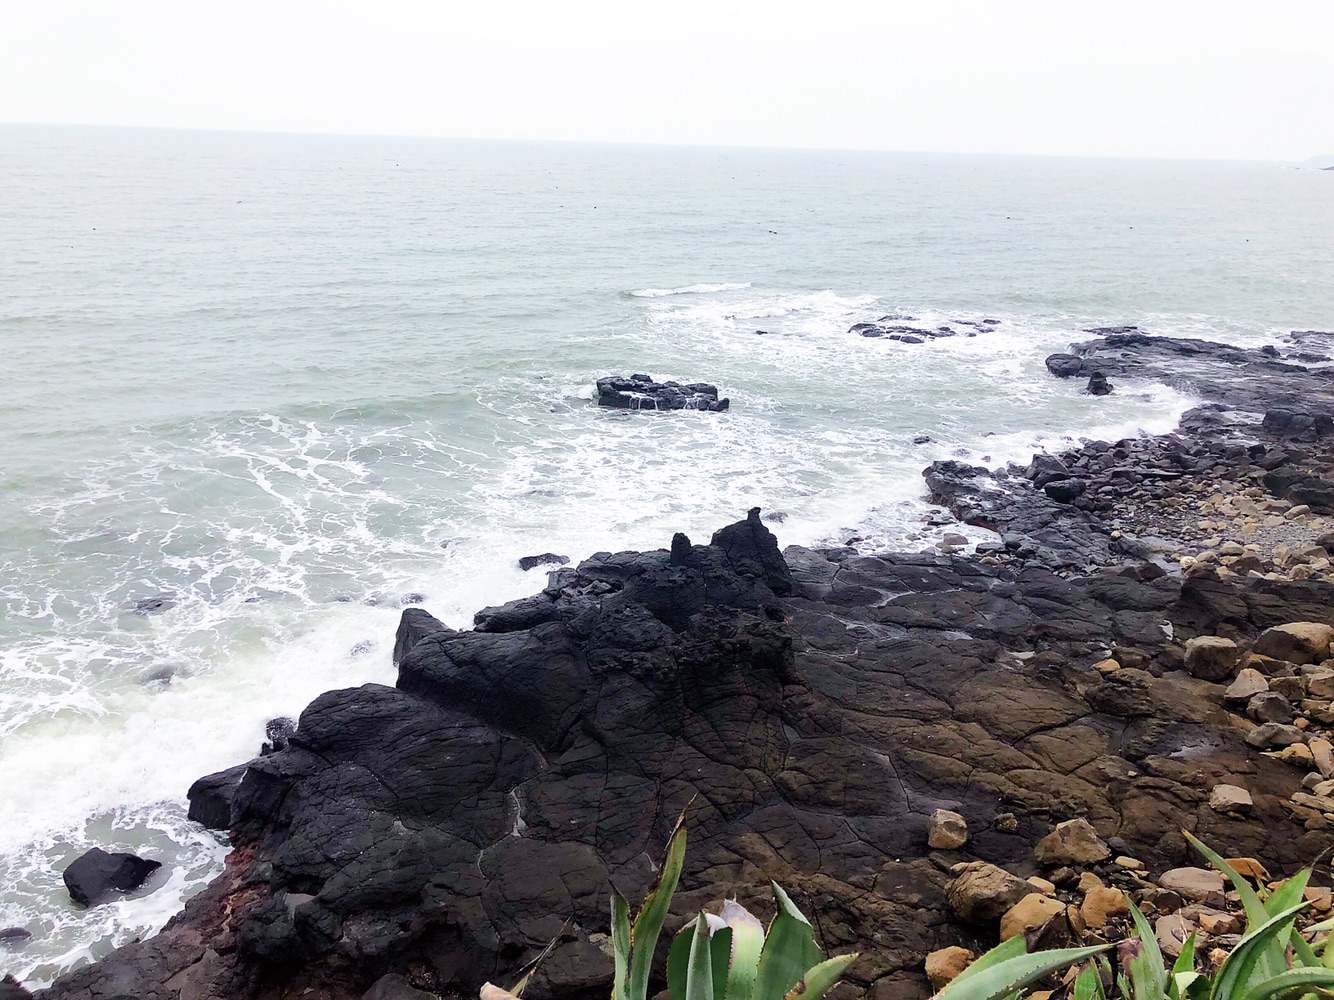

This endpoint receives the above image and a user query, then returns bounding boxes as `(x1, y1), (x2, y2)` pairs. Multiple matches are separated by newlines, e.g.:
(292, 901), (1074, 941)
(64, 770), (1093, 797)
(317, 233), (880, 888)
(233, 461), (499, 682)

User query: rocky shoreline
(14, 329), (1334, 1000)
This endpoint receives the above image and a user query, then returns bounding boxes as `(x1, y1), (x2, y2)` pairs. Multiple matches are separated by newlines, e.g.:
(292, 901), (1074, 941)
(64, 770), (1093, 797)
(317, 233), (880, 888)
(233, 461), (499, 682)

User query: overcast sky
(3, 0), (1331, 160)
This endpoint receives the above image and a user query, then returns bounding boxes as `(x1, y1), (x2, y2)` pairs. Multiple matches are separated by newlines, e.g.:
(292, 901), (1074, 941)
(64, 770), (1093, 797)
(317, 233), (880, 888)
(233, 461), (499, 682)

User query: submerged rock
(596, 374), (729, 411)
(261, 717), (296, 755)
(62, 848), (161, 907)
(1086, 372), (1113, 395)
(517, 552), (569, 572)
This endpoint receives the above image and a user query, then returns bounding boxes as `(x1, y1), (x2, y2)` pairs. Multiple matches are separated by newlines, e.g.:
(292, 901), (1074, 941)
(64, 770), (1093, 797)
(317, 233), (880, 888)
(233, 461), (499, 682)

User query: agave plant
(1053, 831), (1334, 1000)
(664, 885), (859, 1000)
(613, 810), (859, 1000)
(931, 935), (1112, 1000)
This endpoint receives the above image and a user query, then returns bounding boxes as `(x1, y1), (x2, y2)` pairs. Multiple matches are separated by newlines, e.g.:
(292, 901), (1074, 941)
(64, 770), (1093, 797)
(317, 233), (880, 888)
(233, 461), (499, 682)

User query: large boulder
(1254, 623), (1334, 664)
(62, 848), (161, 907)
(1184, 636), (1240, 680)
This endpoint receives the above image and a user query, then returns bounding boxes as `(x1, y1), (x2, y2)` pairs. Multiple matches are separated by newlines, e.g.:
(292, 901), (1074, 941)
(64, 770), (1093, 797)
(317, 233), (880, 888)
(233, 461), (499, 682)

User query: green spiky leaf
(1074, 964), (1107, 1000)
(1126, 902), (1168, 1000)
(933, 944), (1111, 1000)
(710, 927), (733, 1000)
(948, 936), (1028, 990)
(1236, 965), (1334, 1000)
(1210, 901), (1306, 998)
(686, 914), (715, 1000)
(668, 926), (694, 1000)
(613, 889), (632, 1000)
(784, 953), (859, 1000)
(753, 884), (822, 1000)
(1183, 830), (1268, 930)
(628, 812), (690, 1000)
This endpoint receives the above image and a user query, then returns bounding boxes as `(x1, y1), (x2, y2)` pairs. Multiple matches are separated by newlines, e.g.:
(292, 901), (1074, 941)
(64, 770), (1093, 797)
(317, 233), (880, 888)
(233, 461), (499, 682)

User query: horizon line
(2, 119), (1328, 166)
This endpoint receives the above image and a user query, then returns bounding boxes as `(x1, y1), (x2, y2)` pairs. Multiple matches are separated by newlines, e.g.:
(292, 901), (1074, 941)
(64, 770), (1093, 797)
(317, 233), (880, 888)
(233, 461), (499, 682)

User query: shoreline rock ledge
(33, 494), (1334, 1000)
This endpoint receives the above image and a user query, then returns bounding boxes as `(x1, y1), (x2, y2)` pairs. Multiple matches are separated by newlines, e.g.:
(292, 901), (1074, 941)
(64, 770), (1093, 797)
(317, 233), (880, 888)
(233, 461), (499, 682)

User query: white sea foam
(628, 282), (752, 297)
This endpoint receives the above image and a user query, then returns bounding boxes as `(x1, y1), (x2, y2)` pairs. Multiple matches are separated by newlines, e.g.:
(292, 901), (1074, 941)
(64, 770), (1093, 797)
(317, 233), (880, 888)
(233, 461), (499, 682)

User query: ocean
(1, 124), (1332, 986)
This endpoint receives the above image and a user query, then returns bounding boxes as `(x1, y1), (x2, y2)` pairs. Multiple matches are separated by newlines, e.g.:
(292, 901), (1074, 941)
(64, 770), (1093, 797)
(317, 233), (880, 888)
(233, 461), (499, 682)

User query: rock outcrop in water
(848, 316), (1000, 343)
(61, 849), (162, 908)
(595, 375), (729, 411)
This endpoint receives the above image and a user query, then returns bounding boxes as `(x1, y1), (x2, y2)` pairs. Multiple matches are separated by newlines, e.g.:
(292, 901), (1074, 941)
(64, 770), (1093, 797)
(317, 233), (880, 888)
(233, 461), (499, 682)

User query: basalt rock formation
(38, 504), (1334, 1000)
(595, 375), (729, 412)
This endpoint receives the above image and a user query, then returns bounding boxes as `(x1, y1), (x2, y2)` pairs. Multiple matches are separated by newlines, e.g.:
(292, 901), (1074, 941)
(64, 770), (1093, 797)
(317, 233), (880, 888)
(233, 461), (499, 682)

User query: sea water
(1, 125), (1332, 985)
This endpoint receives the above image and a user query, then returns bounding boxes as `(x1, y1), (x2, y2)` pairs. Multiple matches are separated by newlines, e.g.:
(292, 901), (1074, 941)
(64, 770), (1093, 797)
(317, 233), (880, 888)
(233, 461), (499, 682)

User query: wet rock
(132, 594), (175, 615)
(187, 763), (249, 831)
(1088, 668), (1154, 717)
(1034, 818), (1110, 866)
(0, 976), (34, 1000)
(518, 553), (570, 572)
(1254, 622), (1334, 664)
(393, 607), (454, 666)
(928, 809), (969, 850)
(1086, 372), (1113, 396)
(596, 375), (729, 412)
(37, 493), (1334, 1000)
(1264, 468), (1334, 511)
(1026, 454), (1073, 488)
(1044, 331), (1334, 413)
(0, 928), (32, 942)
(261, 717), (296, 755)
(1043, 478), (1087, 503)
(923, 460), (1114, 568)
(1184, 636), (1240, 681)
(62, 848), (161, 907)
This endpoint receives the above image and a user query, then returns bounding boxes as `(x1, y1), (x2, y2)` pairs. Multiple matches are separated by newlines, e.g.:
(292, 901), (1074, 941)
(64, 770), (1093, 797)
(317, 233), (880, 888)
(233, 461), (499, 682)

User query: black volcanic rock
(62, 848), (161, 907)
(187, 763), (250, 831)
(39, 503), (1334, 1000)
(393, 606), (454, 666)
(925, 460), (1113, 568)
(1044, 330), (1334, 411)
(518, 552), (570, 572)
(596, 375), (729, 412)
(1086, 372), (1113, 395)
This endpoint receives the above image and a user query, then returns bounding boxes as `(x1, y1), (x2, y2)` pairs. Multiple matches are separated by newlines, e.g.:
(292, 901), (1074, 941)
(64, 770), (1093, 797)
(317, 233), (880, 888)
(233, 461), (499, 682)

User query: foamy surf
(627, 282), (752, 297)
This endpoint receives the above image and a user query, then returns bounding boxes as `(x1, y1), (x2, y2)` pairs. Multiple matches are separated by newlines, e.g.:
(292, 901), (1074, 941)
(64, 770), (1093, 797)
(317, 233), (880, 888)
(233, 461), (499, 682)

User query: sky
(2, 0), (1331, 160)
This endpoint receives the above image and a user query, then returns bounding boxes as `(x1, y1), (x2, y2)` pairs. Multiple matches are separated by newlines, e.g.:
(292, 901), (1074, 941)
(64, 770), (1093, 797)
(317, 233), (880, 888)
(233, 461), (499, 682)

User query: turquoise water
(1, 125), (1332, 984)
